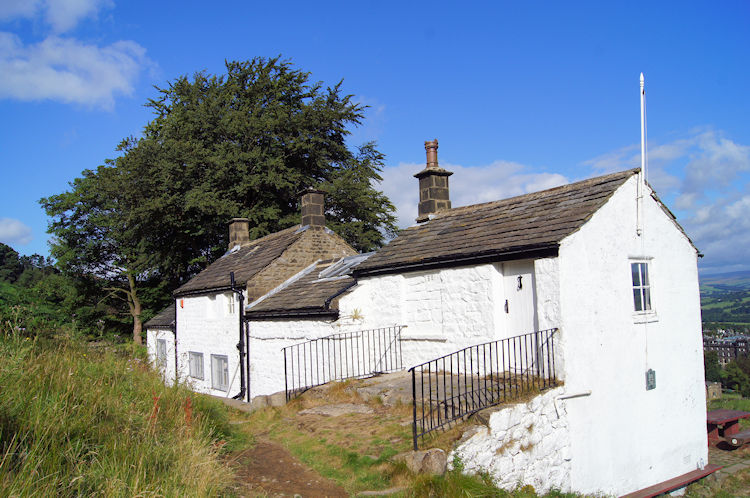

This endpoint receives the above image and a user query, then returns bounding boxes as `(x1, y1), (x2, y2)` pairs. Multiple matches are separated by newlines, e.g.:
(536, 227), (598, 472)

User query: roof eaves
(174, 285), (234, 298)
(354, 244), (559, 277)
(244, 307), (339, 320)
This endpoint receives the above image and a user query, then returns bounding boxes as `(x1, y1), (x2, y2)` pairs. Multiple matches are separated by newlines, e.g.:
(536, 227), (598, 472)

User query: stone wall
(175, 292), (243, 396)
(245, 227), (356, 301)
(449, 387), (571, 494)
(246, 319), (337, 398)
(146, 326), (176, 385)
(558, 176), (707, 495)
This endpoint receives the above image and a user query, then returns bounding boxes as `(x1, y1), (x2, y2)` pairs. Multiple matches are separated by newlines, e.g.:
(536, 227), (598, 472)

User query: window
(631, 262), (652, 312)
(227, 293), (236, 315)
(211, 354), (229, 391)
(188, 352), (204, 379)
(156, 339), (167, 367)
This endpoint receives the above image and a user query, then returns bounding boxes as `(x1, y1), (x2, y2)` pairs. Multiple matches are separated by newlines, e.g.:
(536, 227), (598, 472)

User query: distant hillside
(700, 270), (750, 327)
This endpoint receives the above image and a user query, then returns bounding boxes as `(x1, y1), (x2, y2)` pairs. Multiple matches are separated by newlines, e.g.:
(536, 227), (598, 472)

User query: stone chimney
(414, 139), (453, 222)
(300, 188), (325, 228)
(228, 218), (250, 251)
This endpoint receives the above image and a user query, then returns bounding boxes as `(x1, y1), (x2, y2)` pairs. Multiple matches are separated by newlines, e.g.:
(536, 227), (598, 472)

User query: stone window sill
(633, 311), (658, 324)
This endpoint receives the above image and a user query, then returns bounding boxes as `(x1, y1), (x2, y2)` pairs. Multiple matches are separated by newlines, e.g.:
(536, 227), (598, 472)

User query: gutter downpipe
(324, 280), (357, 310)
(230, 272), (246, 401)
(173, 299), (178, 385)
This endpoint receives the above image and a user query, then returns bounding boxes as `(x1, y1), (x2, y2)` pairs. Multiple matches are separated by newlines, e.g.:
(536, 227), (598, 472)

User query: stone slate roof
(245, 253), (373, 319)
(355, 169), (641, 276)
(174, 225), (305, 296)
(144, 303), (175, 329)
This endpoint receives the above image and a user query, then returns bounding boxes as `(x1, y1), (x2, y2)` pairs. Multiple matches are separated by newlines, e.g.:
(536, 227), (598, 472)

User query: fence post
(283, 349), (288, 402)
(411, 367), (418, 451)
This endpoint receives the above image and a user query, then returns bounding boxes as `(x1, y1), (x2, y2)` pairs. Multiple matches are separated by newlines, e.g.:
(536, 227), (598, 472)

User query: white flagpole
(638, 73), (646, 236)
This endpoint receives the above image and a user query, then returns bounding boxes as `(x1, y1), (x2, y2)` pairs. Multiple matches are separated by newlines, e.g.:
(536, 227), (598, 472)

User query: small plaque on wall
(646, 369), (656, 390)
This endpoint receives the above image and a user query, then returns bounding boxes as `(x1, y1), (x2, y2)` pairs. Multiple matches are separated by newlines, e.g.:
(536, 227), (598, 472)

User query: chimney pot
(228, 218), (250, 251)
(414, 139), (452, 222)
(425, 139), (439, 169)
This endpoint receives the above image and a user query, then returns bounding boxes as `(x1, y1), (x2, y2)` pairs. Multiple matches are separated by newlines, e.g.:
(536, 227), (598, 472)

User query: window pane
(643, 287), (651, 311)
(633, 288), (643, 311)
(211, 355), (229, 390)
(157, 339), (166, 363)
(642, 264), (649, 286)
(631, 263), (641, 286)
(189, 352), (203, 379)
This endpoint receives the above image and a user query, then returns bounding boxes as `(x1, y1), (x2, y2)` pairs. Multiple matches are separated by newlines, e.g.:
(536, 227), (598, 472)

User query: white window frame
(211, 354), (229, 391)
(156, 339), (167, 368)
(188, 351), (204, 380)
(630, 258), (658, 323)
(227, 293), (236, 315)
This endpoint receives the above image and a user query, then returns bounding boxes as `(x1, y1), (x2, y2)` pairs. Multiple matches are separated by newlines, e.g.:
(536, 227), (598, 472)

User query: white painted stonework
(555, 176), (707, 495)
(449, 387), (571, 494)
(175, 292), (244, 397)
(157, 171), (706, 496)
(246, 319), (336, 398)
(335, 262), (542, 369)
(146, 327), (175, 384)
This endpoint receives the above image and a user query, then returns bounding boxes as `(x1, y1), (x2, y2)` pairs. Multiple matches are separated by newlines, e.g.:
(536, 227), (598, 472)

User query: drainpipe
(230, 272), (246, 400)
(324, 280), (357, 310)
(173, 300), (178, 385)
(245, 320), (250, 402)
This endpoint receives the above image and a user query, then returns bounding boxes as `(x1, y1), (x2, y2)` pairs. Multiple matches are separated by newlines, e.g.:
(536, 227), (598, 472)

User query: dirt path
(229, 437), (348, 497)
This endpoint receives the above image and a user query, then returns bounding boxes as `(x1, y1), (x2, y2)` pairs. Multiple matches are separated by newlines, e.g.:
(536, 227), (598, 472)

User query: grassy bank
(0, 328), (245, 496)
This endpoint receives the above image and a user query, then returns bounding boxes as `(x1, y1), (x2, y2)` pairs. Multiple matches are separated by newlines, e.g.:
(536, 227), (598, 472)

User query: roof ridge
(245, 224), (303, 247)
(425, 168), (639, 221)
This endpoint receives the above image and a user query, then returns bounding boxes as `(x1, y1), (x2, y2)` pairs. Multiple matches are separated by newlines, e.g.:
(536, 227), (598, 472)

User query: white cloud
(0, 0), (43, 21)
(583, 130), (750, 273)
(0, 0), (112, 33)
(45, 0), (113, 33)
(0, 32), (149, 109)
(0, 218), (33, 246)
(380, 160), (568, 228)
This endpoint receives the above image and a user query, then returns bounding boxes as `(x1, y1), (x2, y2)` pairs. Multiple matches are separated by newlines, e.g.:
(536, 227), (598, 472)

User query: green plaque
(646, 369), (656, 390)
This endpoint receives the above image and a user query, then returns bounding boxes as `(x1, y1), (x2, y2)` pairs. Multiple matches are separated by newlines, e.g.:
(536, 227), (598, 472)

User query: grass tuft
(0, 330), (245, 496)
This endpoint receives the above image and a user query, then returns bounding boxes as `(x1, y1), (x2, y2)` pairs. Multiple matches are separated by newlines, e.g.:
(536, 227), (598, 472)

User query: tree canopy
(41, 57), (397, 342)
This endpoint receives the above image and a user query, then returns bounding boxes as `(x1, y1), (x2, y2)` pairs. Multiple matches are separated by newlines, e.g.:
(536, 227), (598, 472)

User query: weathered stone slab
(299, 403), (374, 417)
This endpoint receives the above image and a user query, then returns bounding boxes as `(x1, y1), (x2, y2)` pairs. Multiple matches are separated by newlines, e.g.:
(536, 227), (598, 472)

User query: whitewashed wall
(146, 327), (176, 384)
(337, 264), (515, 368)
(244, 262), (539, 399)
(175, 293), (244, 397)
(450, 387), (571, 493)
(557, 175), (707, 496)
(246, 319), (336, 398)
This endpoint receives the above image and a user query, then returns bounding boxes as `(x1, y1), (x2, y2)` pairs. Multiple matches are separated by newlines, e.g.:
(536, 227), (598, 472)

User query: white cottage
(146, 189), (356, 399)
(237, 140), (709, 496)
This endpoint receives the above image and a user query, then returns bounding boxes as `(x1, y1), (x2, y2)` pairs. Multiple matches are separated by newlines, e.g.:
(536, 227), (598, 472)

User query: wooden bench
(725, 428), (750, 448)
(707, 409), (750, 446)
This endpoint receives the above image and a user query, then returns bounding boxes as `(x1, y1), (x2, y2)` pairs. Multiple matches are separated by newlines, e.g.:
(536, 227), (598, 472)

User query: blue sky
(0, 1), (748, 275)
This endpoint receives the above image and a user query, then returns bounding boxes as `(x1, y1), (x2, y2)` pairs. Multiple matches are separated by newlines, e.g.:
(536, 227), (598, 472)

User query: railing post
(411, 367), (418, 451)
(283, 349), (289, 402)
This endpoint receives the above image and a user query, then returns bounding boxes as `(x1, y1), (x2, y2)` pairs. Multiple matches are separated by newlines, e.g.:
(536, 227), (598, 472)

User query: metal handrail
(409, 328), (558, 450)
(283, 325), (404, 401)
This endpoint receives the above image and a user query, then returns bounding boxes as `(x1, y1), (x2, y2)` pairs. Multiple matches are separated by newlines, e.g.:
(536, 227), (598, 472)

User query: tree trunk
(127, 272), (143, 345)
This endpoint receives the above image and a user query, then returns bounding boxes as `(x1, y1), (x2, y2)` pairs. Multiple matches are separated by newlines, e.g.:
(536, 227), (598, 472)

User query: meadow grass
(0, 328), (245, 497)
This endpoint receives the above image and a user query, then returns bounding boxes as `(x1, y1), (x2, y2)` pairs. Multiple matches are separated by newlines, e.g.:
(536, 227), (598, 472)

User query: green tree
(722, 361), (750, 397)
(0, 243), (22, 283)
(42, 56), (397, 343)
(42, 145), (166, 344)
(704, 351), (722, 383)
